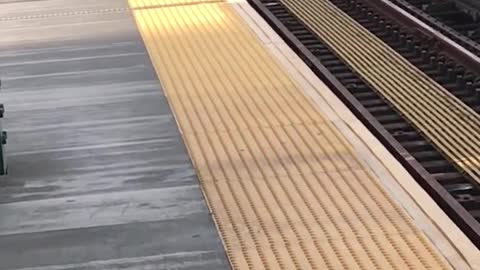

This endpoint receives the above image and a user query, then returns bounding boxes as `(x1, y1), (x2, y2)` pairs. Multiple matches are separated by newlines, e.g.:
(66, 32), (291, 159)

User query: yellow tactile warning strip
(279, 0), (480, 185)
(129, 0), (453, 269)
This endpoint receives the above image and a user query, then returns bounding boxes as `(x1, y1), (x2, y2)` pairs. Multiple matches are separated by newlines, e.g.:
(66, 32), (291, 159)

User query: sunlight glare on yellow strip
(129, 0), (224, 9)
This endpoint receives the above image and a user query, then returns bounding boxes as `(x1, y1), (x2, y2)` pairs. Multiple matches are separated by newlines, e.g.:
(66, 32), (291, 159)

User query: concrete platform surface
(0, 0), (229, 269)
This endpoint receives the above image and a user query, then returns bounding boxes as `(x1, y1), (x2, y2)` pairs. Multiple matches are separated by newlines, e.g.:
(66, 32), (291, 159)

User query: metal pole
(0, 80), (7, 175)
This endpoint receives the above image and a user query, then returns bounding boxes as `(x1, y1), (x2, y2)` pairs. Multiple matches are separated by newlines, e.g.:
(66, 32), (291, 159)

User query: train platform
(129, 0), (478, 269)
(0, 0), (479, 269)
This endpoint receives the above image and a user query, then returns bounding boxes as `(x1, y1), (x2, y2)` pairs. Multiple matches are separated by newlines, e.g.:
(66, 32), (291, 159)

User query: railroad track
(248, 0), (480, 247)
(278, 0), (480, 185)
(328, 0), (480, 114)
(389, 0), (480, 57)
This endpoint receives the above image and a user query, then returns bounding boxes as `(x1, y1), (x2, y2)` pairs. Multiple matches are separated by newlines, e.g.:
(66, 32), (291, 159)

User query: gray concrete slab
(0, 1), (229, 269)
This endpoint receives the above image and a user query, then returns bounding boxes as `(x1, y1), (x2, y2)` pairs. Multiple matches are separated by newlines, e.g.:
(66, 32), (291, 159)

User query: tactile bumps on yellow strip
(129, 0), (452, 269)
(279, 0), (480, 186)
